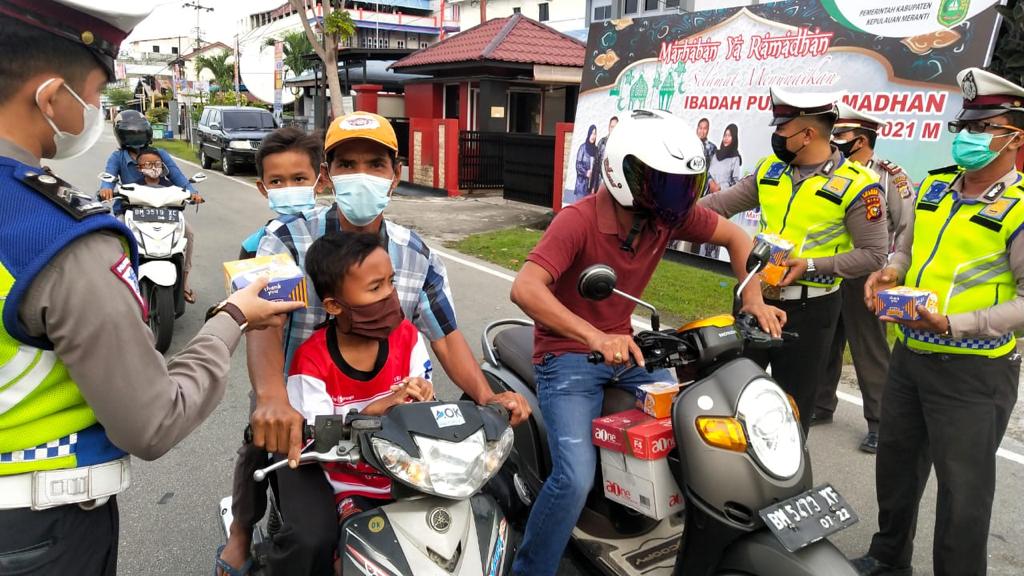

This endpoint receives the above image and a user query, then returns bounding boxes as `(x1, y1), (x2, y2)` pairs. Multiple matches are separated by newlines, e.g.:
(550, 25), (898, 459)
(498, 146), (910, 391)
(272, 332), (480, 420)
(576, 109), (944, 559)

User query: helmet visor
(120, 130), (150, 149)
(623, 155), (707, 227)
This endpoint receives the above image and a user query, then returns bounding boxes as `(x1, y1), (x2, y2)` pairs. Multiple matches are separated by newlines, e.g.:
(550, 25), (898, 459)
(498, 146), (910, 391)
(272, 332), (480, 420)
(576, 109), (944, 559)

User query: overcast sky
(126, 0), (286, 44)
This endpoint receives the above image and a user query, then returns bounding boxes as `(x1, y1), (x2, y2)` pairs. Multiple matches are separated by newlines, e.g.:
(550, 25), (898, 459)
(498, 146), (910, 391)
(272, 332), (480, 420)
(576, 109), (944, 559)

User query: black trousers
(0, 497), (119, 575)
(746, 290), (842, 434)
(818, 276), (891, 432)
(265, 464), (338, 576)
(868, 342), (1019, 575)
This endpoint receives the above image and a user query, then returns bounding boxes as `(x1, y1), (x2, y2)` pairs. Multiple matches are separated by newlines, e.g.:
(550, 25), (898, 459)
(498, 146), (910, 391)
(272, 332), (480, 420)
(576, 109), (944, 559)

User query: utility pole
(183, 1), (214, 50)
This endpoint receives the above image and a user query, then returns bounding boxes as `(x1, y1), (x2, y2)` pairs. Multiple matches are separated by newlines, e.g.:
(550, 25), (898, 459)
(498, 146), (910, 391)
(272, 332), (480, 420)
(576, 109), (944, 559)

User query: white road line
(433, 247), (1024, 467)
(172, 152), (261, 190)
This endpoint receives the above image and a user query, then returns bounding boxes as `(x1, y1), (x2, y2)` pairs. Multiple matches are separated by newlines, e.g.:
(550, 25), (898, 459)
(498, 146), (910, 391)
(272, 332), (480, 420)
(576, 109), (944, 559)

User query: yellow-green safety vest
(756, 154), (881, 288)
(902, 168), (1024, 357)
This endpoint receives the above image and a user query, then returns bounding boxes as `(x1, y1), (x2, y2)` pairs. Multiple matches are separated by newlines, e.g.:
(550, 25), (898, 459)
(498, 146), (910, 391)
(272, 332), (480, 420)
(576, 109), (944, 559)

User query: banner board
(563, 0), (1003, 260)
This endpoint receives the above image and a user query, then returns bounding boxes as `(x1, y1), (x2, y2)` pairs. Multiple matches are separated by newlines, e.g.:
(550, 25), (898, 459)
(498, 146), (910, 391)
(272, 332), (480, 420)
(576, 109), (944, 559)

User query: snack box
(223, 253), (308, 304)
(874, 287), (938, 321)
(755, 233), (794, 286)
(600, 448), (684, 520)
(635, 382), (681, 419)
(592, 409), (676, 460)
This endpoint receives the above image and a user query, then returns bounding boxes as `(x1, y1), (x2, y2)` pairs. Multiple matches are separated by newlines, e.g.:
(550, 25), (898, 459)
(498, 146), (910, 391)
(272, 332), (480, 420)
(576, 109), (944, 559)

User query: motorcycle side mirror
(747, 238), (772, 274)
(190, 172), (207, 184)
(578, 264), (617, 301)
(98, 172), (116, 183)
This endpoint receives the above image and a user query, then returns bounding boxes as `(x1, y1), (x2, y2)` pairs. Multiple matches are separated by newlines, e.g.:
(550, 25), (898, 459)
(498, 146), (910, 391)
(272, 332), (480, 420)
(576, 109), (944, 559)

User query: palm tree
(194, 51), (234, 92)
(290, 0), (358, 118)
(266, 30), (314, 115)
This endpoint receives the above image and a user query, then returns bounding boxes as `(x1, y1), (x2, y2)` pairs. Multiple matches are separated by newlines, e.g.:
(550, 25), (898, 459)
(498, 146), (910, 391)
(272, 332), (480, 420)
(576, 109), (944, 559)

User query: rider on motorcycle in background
(507, 109), (787, 576)
(100, 110), (202, 303)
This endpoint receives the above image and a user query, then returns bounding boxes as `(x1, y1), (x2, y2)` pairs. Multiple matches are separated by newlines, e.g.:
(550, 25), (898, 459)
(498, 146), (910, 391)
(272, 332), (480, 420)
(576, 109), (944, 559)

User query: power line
(183, 1), (215, 50)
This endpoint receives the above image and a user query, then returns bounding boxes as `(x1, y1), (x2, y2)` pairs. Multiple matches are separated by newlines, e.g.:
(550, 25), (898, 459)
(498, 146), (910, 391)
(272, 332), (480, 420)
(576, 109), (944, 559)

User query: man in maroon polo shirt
(509, 110), (785, 576)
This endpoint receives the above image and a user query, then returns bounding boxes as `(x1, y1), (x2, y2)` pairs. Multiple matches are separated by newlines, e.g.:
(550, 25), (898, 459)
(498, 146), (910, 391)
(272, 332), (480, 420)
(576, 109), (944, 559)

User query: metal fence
(458, 131), (505, 190)
(503, 134), (556, 207)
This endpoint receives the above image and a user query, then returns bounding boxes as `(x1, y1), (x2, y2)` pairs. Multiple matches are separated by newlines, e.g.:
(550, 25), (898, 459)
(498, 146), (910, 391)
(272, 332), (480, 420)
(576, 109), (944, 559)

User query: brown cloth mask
(334, 290), (405, 340)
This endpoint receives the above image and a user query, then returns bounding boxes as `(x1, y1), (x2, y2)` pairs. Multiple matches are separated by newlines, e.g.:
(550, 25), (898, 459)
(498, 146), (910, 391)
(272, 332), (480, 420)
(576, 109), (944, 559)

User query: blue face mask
(951, 131), (1016, 171)
(331, 173), (393, 226)
(267, 185), (316, 215)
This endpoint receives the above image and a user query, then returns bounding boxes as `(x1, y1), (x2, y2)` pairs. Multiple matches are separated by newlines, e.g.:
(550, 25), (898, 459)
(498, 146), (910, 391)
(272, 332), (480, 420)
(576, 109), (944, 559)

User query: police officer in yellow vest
(816, 103), (916, 453)
(0, 2), (302, 574)
(853, 68), (1024, 576)
(700, 88), (889, 433)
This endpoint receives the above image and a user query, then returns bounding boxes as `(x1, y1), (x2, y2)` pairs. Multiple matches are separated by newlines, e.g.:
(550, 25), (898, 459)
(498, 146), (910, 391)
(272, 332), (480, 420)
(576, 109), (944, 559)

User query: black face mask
(771, 130), (806, 164)
(833, 136), (861, 158)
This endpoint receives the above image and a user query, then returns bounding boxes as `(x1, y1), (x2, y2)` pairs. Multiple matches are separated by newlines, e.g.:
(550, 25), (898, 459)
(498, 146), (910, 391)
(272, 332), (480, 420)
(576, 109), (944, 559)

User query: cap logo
(81, 31), (94, 46)
(687, 156), (706, 171)
(961, 71), (978, 101)
(339, 115), (380, 130)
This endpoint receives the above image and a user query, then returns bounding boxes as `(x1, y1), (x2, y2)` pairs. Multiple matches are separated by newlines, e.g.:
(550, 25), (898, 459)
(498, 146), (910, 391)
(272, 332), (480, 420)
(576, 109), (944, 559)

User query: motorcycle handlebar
(243, 424), (314, 445)
(586, 351), (604, 364)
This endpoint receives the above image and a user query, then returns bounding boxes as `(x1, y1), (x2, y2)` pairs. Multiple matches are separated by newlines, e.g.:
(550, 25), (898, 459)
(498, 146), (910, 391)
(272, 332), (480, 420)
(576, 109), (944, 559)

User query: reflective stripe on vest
(0, 264), (125, 475)
(755, 154), (880, 288)
(902, 169), (1024, 357)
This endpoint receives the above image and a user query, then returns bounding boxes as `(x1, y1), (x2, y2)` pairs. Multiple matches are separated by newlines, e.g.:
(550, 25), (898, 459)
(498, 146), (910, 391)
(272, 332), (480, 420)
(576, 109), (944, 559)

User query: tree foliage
(194, 51), (235, 90)
(104, 87), (134, 108)
(992, 1), (1024, 86)
(288, 0), (357, 117)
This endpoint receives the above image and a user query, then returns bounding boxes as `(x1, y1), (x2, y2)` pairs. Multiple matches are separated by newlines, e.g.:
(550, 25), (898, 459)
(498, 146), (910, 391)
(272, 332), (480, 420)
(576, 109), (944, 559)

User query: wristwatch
(205, 300), (249, 332)
(941, 315), (953, 338)
(805, 258), (817, 274)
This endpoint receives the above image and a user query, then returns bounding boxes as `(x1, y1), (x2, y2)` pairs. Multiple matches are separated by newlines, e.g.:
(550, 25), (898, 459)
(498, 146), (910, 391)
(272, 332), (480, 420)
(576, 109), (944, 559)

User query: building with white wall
(456, 0), (587, 37)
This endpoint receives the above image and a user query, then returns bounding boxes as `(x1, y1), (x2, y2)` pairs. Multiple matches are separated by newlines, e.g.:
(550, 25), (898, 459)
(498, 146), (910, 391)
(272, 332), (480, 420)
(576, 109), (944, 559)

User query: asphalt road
(44, 129), (1024, 575)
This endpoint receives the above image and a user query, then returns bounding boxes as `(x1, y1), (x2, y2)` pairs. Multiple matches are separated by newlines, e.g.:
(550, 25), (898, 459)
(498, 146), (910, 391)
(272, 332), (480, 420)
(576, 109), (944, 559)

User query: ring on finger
(613, 352), (623, 362)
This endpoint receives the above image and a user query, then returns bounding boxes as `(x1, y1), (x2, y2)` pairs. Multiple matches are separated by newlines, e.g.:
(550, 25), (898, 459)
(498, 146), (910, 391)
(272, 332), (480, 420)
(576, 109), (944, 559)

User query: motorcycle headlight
(229, 140), (251, 150)
(372, 426), (514, 499)
(736, 377), (802, 479)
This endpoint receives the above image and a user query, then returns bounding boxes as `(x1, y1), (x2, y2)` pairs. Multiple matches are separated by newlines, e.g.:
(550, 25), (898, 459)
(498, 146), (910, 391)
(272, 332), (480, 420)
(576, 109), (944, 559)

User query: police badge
(961, 70), (978, 102)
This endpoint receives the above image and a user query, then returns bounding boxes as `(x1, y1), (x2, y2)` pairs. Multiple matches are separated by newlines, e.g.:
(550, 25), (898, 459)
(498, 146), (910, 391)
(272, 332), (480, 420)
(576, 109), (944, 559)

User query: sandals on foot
(214, 544), (252, 576)
(184, 287), (197, 304)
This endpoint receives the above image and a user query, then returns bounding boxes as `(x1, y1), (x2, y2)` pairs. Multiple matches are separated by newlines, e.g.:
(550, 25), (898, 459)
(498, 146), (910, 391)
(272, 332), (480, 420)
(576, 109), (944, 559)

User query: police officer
(699, 88), (889, 433)
(0, 2), (301, 574)
(815, 103), (916, 453)
(853, 67), (1024, 576)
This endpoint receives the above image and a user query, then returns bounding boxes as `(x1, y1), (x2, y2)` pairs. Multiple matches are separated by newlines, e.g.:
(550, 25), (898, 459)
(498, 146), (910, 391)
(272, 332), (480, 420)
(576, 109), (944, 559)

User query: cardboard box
(756, 233), (794, 287)
(874, 287), (938, 321)
(593, 409), (676, 460)
(627, 417), (676, 460)
(223, 253), (308, 304)
(592, 409), (651, 454)
(600, 448), (684, 520)
(635, 382), (681, 419)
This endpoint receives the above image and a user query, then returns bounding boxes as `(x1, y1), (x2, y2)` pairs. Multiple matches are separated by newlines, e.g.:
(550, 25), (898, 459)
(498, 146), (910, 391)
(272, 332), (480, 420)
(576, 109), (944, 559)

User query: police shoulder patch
(823, 175), (852, 197)
(863, 186), (883, 222)
(978, 197), (1019, 222)
(764, 162), (787, 180)
(921, 180), (950, 204)
(877, 159), (903, 175)
(892, 173), (913, 199)
(111, 255), (148, 321)
(18, 169), (108, 220)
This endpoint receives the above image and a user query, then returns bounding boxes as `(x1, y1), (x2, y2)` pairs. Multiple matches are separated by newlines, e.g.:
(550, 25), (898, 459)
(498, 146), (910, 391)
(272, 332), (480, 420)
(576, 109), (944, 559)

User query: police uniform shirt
(889, 167), (1024, 340)
(865, 157), (915, 250)
(698, 149), (889, 278)
(0, 137), (243, 459)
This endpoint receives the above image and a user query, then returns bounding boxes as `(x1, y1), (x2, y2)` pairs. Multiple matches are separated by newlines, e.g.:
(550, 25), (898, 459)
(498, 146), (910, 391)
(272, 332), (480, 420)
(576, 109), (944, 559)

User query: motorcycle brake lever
(252, 444), (360, 482)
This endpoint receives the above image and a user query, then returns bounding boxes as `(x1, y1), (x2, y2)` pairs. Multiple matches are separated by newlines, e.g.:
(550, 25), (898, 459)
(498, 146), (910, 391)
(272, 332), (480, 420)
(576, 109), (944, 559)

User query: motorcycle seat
(493, 325), (537, 391)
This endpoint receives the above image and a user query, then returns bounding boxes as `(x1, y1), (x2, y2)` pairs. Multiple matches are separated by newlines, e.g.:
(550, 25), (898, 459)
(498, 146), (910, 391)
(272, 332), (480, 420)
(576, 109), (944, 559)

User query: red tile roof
(392, 14), (584, 70)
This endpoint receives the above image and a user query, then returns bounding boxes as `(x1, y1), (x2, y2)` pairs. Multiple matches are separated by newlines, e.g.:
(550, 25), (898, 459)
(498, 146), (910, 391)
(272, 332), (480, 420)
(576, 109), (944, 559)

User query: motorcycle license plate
(134, 207), (177, 223)
(758, 484), (858, 552)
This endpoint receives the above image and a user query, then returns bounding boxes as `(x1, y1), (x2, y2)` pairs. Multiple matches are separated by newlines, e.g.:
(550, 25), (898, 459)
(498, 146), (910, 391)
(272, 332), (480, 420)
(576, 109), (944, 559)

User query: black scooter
(480, 246), (859, 575)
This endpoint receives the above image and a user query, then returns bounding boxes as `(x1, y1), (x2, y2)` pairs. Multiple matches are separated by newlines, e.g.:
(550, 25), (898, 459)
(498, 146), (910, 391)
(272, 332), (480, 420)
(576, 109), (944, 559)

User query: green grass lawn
(449, 226), (900, 363)
(448, 227), (735, 325)
(151, 139), (199, 164)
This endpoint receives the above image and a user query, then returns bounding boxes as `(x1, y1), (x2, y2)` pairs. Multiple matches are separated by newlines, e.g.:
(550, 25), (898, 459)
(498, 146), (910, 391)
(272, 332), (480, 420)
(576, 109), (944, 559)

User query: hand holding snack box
(755, 233), (794, 287)
(874, 287), (938, 321)
(223, 253), (308, 304)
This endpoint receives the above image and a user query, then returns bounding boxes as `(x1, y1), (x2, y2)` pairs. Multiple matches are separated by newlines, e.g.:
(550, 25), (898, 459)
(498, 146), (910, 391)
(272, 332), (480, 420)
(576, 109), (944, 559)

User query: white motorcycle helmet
(601, 109), (708, 227)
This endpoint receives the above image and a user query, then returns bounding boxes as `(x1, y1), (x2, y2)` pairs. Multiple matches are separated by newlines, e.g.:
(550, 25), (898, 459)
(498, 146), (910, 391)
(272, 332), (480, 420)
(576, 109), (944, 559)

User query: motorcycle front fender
(139, 260), (178, 287)
(717, 530), (858, 576)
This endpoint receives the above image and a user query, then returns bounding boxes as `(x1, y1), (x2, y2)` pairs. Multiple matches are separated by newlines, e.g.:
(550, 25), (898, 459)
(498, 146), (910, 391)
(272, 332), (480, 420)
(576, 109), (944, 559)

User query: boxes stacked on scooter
(223, 253), (308, 304)
(592, 409), (683, 520)
(874, 287), (938, 321)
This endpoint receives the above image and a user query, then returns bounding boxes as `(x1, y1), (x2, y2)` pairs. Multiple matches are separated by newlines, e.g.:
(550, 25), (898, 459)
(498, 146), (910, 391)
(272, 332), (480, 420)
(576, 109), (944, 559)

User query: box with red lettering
(592, 409), (683, 520)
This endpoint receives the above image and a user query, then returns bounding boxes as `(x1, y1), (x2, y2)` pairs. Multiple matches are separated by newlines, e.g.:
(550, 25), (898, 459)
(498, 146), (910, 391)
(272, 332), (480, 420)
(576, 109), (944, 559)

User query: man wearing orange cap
(217, 112), (531, 575)
(0, 2), (302, 574)
(815, 103), (916, 453)
(855, 67), (1024, 576)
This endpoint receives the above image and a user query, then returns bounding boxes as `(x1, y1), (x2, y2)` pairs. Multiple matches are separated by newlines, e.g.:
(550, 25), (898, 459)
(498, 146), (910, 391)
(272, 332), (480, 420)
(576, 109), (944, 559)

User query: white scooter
(98, 171), (206, 352)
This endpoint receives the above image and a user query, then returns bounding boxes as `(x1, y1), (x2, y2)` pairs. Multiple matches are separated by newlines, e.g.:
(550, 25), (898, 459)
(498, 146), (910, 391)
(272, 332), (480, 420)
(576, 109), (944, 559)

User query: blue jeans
(511, 353), (673, 576)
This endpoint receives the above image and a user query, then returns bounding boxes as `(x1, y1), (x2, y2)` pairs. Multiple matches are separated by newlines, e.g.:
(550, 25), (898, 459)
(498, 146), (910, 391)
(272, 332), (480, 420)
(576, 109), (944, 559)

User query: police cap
(769, 87), (842, 126)
(956, 67), (1024, 121)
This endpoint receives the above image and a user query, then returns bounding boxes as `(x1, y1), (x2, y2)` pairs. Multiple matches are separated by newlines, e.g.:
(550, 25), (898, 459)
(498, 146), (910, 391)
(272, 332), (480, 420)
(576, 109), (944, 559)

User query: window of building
(171, 46), (179, 54)
(397, 39), (405, 49)
(152, 45), (160, 53)
(644, 0), (659, 11)
(512, 6), (521, 14)
(592, 0), (612, 21)
(624, 0), (638, 14)
(538, 2), (549, 21)
(420, 42), (428, 49)
(665, 0), (679, 6)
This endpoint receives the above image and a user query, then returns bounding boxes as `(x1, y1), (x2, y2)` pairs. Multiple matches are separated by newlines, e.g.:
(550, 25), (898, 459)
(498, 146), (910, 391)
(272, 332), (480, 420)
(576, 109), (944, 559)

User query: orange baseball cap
(324, 112), (398, 155)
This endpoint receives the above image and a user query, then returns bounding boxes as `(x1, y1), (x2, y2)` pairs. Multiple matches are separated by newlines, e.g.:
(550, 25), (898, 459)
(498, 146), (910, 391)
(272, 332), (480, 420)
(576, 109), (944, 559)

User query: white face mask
(35, 78), (104, 160)
(266, 173), (320, 215)
(331, 173), (394, 226)
(141, 167), (162, 179)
